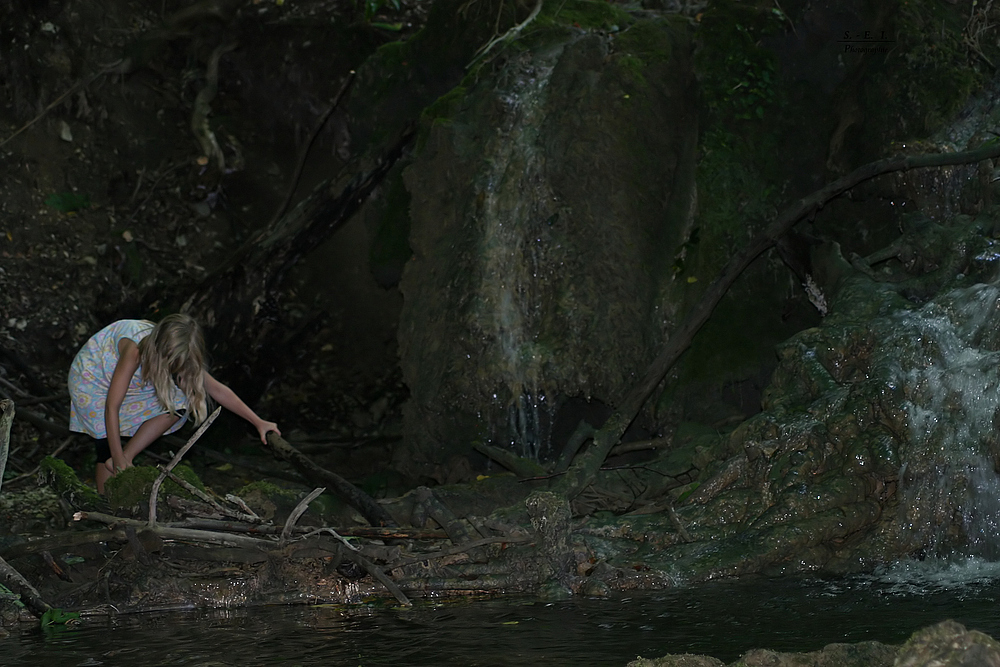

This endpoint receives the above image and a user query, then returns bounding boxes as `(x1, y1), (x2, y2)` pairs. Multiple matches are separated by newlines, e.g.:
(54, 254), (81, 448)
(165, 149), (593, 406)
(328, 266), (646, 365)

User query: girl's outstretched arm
(203, 372), (280, 443)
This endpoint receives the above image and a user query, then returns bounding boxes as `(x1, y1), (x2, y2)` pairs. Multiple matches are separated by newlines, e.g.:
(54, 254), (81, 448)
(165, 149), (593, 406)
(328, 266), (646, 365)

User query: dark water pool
(8, 558), (1000, 666)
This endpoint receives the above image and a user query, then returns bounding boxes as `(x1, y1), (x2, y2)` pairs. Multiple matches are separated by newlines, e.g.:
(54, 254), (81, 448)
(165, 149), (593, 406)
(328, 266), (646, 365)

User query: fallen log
(554, 140), (1000, 499)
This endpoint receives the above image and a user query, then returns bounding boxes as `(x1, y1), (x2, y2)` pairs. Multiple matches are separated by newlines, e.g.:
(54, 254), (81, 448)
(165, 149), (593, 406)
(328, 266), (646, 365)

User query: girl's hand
(255, 420), (280, 444)
(105, 457), (133, 474)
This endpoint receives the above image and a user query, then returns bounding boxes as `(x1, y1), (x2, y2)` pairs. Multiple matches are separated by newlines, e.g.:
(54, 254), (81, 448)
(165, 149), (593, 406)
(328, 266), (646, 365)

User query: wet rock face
(398, 20), (697, 475)
(646, 213), (1000, 580)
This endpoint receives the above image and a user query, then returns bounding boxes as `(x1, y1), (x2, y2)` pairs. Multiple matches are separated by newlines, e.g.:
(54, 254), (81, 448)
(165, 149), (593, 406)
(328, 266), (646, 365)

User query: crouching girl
(69, 314), (279, 493)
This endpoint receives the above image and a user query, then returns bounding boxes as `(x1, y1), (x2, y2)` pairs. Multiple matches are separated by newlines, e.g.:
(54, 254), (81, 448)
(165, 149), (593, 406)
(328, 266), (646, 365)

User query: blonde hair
(138, 314), (209, 425)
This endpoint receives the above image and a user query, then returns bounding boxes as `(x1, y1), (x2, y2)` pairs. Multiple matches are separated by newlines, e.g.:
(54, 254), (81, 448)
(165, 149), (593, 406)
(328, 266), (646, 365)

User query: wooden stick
(280, 487), (325, 544)
(263, 432), (397, 527)
(160, 466), (258, 523)
(0, 529), (128, 558)
(0, 555), (52, 619)
(4, 435), (77, 487)
(348, 550), (412, 606)
(148, 407), (221, 527)
(553, 140), (1000, 499)
(0, 399), (13, 496)
(172, 518), (447, 539)
(472, 440), (546, 478)
(298, 526), (360, 552)
(78, 511), (274, 550)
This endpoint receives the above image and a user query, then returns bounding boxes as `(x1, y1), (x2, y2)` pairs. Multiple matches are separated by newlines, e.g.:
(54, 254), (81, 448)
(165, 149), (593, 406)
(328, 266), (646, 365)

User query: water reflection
(9, 567), (1000, 666)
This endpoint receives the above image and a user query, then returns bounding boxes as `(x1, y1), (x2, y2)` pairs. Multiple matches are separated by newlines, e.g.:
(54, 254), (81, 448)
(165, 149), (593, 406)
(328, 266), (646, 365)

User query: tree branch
(554, 140), (1000, 499)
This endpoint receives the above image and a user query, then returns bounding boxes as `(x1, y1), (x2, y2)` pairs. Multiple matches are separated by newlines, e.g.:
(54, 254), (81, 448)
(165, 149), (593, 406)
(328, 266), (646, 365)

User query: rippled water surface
(9, 560), (1000, 666)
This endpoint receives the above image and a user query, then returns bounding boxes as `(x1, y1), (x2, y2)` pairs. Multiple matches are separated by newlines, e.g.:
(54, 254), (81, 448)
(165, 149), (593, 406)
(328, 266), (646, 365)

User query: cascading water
(473, 46), (572, 460)
(889, 282), (1000, 559)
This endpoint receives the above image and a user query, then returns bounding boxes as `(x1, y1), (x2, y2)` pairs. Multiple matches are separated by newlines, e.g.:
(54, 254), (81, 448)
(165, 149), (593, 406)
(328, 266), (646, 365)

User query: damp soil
(0, 0), (427, 496)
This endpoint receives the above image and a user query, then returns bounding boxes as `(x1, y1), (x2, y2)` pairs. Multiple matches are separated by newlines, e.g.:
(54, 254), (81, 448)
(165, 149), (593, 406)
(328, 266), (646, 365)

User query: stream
(8, 557), (1000, 666)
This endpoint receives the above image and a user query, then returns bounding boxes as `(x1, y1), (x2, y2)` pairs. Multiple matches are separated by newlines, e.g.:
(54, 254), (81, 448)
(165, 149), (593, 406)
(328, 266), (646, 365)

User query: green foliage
(694, 0), (784, 125)
(536, 0), (632, 31)
(358, 0), (400, 22)
(40, 608), (80, 628)
(44, 192), (91, 213)
(691, 127), (778, 274)
(863, 0), (983, 141)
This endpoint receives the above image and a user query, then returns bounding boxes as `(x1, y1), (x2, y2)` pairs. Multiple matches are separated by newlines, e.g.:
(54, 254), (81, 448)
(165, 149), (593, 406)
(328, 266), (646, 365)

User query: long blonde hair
(137, 314), (209, 425)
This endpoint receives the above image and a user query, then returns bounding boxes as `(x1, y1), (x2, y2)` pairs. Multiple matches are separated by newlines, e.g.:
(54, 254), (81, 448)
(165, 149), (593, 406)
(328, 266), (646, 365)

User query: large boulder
(398, 13), (698, 478)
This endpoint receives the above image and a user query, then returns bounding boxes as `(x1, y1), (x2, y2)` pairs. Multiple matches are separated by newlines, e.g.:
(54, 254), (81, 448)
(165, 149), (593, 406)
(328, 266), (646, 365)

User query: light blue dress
(68, 320), (187, 438)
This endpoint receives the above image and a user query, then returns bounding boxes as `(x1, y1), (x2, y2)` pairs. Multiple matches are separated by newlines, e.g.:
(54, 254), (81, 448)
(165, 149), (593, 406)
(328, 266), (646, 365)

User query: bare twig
(148, 407), (221, 527)
(124, 161), (187, 226)
(269, 72), (357, 226)
(468, 0), (543, 68)
(4, 435), (77, 487)
(0, 62), (124, 150)
(298, 526), (360, 552)
(160, 466), (258, 523)
(280, 487), (325, 544)
(224, 494), (261, 521)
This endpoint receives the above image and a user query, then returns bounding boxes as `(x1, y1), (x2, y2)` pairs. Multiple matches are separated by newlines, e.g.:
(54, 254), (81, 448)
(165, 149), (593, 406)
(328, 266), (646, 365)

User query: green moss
(234, 480), (298, 499)
(847, 0), (988, 158)
(420, 85), (468, 126)
(104, 464), (203, 510)
(535, 0), (631, 31)
(614, 18), (675, 65)
(38, 456), (103, 509)
(694, 0), (783, 125)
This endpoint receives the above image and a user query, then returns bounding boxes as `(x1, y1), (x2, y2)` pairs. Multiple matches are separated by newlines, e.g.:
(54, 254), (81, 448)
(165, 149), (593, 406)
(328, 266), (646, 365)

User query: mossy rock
(37, 456), (104, 510)
(232, 481), (301, 522)
(104, 464), (204, 511)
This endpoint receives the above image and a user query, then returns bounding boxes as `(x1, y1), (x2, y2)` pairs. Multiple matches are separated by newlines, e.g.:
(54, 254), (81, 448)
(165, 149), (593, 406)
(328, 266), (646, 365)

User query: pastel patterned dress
(68, 320), (187, 438)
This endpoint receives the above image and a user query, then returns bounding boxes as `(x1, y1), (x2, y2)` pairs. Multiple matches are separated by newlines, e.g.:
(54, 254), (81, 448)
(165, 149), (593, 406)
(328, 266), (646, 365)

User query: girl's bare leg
(96, 459), (114, 495)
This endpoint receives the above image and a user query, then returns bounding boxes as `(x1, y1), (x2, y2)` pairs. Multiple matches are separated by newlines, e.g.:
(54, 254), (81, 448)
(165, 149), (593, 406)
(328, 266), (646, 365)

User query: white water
(888, 282), (1000, 557)
(474, 45), (572, 460)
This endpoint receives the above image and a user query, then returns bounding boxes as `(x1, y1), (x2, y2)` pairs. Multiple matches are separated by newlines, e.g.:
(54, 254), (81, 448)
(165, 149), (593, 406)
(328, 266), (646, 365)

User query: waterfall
(890, 282), (1000, 558)
(474, 45), (571, 460)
